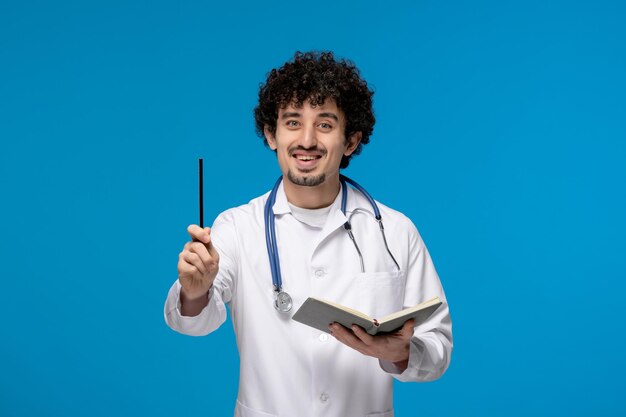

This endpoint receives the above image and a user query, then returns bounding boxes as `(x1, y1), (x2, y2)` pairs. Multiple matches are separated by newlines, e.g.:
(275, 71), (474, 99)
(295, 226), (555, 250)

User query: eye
(286, 120), (300, 127)
(318, 122), (333, 130)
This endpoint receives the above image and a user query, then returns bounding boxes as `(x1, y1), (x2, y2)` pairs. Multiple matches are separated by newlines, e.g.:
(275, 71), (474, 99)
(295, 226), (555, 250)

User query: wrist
(391, 341), (411, 369)
(180, 284), (212, 301)
(392, 358), (409, 371)
(179, 285), (211, 317)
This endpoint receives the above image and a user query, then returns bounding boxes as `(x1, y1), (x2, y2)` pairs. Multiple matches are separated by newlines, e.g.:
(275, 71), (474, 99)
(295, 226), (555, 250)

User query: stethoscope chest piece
(274, 291), (293, 313)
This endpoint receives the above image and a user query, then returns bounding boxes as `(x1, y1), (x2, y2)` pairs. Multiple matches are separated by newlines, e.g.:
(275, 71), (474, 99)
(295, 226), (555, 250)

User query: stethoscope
(265, 174), (400, 313)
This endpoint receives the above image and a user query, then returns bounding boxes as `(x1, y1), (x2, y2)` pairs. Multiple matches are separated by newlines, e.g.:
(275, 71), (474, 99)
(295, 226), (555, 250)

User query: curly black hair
(254, 51), (375, 169)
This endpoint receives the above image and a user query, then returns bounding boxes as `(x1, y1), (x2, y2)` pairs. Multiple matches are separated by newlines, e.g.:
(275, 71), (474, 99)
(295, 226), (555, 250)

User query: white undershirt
(287, 202), (332, 228)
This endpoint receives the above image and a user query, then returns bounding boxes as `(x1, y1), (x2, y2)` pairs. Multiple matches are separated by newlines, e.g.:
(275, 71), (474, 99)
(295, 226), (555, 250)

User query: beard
(287, 169), (326, 187)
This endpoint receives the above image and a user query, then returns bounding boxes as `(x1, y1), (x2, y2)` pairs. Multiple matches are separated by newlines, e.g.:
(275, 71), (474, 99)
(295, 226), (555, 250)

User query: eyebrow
(281, 112), (301, 119)
(318, 112), (339, 122)
(280, 111), (339, 122)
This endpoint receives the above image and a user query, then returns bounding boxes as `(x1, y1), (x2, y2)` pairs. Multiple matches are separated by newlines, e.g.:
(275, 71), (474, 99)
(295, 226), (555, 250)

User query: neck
(282, 173), (341, 209)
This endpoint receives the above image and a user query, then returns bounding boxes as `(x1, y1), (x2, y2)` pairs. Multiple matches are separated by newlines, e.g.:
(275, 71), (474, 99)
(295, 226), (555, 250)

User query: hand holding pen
(177, 159), (220, 315)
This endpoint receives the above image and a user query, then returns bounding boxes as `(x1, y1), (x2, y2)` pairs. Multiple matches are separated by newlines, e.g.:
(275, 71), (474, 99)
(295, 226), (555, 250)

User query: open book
(292, 296), (442, 336)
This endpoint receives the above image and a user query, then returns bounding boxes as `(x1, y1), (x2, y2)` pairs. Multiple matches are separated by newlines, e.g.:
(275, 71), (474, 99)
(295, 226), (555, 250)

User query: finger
(196, 227), (219, 259)
(329, 323), (368, 350)
(187, 225), (219, 260)
(188, 241), (215, 271)
(400, 319), (416, 338)
(181, 251), (207, 275)
(206, 235), (219, 259)
(178, 256), (198, 275)
(187, 224), (210, 244)
(182, 251), (207, 275)
(351, 325), (375, 346)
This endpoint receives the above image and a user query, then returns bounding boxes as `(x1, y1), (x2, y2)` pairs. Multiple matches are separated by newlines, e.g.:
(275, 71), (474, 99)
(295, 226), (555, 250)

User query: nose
(299, 124), (317, 148)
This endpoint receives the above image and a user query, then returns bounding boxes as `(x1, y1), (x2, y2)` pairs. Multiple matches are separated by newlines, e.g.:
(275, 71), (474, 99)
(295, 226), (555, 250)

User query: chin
(287, 170), (326, 187)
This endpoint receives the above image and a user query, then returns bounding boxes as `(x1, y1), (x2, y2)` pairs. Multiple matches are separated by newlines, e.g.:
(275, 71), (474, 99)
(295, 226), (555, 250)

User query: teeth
(296, 155), (317, 161)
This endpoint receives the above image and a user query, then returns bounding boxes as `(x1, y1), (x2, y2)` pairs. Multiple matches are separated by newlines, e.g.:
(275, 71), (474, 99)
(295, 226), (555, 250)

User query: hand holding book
(329, 318), (416, 364)
(292, 296), (442, 335)
(293, 296), (442, 368)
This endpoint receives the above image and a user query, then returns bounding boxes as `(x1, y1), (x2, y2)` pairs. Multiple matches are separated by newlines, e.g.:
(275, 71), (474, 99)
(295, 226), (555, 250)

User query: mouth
(291, 152), (323, 170)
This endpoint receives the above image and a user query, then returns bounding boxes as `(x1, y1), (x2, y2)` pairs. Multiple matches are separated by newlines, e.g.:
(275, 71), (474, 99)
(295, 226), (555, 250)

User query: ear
(344, 132), (362, 156)
(264, 125), (277, 150)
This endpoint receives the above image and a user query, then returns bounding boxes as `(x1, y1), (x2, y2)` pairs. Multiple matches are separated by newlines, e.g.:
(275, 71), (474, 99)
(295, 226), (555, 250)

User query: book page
(310, 298), (373, 321)
(376, 297), (442, 334)
(292, 298), (375, 334)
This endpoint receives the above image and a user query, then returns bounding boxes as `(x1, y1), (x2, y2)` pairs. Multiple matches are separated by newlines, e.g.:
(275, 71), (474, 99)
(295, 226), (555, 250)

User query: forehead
(278, 98), (343, 116)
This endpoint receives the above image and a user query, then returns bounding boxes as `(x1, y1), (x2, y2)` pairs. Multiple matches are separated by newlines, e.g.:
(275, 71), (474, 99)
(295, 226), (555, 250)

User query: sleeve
(379, 218), (453, 382)
(163, 211), (239, 336)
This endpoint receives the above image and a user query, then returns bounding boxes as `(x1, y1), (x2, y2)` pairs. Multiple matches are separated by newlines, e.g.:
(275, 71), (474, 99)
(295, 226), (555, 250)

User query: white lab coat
(164, 182), (452, 417)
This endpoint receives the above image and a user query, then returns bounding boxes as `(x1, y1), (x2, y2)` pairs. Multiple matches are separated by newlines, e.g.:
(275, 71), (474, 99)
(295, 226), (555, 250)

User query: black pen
(198, 158), (204, 228)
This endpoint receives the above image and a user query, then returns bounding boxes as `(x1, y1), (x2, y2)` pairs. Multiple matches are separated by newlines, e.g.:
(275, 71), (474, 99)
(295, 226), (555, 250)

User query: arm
(380, 221), (452, 382)
(164, 214), (238, 336)
(330, 219), (452, 381)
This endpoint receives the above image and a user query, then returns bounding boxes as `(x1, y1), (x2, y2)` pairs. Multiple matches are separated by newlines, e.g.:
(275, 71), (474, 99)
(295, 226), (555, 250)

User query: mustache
(288, 145), (327, 156)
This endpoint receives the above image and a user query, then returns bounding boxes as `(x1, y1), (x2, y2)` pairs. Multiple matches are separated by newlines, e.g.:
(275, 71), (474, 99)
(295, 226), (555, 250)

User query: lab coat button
(319, 392), (329, 402)
(319, 333), (329, 342)
(314, 269), (326, 278)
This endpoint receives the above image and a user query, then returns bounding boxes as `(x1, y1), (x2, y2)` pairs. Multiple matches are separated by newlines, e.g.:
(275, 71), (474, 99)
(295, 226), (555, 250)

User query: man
(164, 51), (452, 417)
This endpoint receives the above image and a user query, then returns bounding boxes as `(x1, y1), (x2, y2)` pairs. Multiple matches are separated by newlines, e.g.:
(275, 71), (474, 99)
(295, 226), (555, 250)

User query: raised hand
(177, 224), (220, 314)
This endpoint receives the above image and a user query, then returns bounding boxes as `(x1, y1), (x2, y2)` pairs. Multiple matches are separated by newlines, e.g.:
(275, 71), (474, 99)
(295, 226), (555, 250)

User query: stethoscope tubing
(266, 175), (392, 293)
(340, 175), (381, 219)
(265, 177), (283, 291)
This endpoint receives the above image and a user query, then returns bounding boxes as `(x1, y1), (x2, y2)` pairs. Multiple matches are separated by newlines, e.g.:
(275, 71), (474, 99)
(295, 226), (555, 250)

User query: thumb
(401, 319), (415, 338)
(204, 227), (219, 258)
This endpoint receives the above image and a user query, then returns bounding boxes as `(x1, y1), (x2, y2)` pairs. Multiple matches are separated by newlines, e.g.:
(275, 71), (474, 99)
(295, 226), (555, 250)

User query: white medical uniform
(164, 182), (452, 417)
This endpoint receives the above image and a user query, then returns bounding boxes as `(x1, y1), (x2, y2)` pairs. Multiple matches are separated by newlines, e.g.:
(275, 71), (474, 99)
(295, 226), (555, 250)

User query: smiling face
(264, 99), (361, 195)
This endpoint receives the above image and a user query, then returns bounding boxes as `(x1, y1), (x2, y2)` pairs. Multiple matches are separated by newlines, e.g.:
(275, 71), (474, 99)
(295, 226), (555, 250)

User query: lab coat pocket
(235, 400), (277, 417)
(355, 270), (405, 319)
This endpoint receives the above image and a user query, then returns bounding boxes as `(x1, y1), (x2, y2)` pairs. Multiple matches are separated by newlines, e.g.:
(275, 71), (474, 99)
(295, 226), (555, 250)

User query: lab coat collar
(270, 177), (375, 249)
(271, 180), (345, 217)
(270, 178), (374, 220)
(271, 181), (291, 215)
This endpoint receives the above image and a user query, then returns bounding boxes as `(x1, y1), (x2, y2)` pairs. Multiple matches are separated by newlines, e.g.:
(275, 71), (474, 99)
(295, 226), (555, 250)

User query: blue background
(1, 0), (625, 415)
